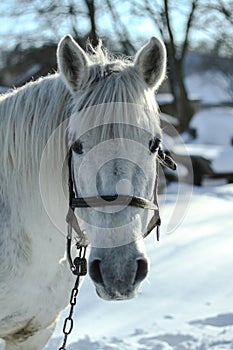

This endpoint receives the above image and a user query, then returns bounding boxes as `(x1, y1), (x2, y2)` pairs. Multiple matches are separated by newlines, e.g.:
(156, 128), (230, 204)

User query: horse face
(69, 119), (159, 300)
(57, 34), (166, 300)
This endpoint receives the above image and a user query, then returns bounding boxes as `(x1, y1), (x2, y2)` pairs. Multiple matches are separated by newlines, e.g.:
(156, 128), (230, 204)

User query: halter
(66, 145), (176, 272)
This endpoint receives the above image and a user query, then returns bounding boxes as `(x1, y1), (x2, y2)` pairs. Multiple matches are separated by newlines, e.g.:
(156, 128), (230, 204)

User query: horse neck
(0, 170), (67, 276)
(0, 75), (72, 266)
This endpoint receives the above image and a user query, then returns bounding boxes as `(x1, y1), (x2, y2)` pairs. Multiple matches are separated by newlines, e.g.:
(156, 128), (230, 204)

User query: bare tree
(0, 0), (136, 86)
(132, 0), (200, 131)
(104, 0), (135, 54)
(199, 0), (233, 101)
(0, 0), (86, 48)
(201, 0), (233, 58)
(83, 0), (98, 45)
(0, 0), (135, 52)
(207, 0), (233, 25)
(165, 0), (199, 131)
(1, 0), (232, 113)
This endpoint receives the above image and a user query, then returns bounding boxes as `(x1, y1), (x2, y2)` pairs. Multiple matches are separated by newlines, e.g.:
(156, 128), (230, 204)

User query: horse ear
(134, 37), (167, 90)
(57, 35), (89, 92)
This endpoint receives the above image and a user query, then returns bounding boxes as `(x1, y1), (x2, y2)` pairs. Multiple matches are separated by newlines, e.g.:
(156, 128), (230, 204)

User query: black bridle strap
(70, 194), (159, 211)
(67, 194), (161, 242)
(158, 148), (177, 171)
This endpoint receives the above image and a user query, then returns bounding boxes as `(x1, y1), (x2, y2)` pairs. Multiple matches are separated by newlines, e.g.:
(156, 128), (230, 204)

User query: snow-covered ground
(43, 182), (233, 350)
(185, 71), (232, 105)
(188, 107), (233, 146)
(173, 107), (233, 176)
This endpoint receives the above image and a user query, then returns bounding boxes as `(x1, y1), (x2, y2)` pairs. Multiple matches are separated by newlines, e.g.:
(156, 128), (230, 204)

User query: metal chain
(59, 246), (87, 350)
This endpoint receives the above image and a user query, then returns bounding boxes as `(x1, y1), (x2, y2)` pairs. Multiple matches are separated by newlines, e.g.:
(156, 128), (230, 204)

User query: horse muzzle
(88, 243), (149, 301)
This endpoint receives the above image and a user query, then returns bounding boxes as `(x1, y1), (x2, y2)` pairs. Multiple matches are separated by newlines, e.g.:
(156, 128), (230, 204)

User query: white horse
(0, 35), (167, 349)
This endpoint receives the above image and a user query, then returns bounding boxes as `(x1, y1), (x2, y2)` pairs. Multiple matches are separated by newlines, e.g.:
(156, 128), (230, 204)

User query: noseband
(66, 145), (176, 271)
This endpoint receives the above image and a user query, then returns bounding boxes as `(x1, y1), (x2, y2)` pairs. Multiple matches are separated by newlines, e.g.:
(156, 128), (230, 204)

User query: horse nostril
(89, 259), (103, 285)
(134, 258), (148, 285)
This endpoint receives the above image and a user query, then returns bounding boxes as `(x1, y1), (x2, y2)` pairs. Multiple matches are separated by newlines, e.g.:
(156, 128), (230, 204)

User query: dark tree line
(0, 0), (232, 130)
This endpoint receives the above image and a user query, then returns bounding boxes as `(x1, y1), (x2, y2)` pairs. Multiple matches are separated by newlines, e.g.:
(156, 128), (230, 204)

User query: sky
(0, 0), (230, 51)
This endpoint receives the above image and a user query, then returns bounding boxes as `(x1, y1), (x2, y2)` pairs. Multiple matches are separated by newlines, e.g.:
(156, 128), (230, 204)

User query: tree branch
(164, 0), (177, 59)
(83, 0), (98, 45)
(104, 0), (135, 54)
(181, 0), (199, 61)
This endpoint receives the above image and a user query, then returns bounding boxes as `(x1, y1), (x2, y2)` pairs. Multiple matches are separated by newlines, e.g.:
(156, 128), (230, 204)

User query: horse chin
(95, 285), (139, 301)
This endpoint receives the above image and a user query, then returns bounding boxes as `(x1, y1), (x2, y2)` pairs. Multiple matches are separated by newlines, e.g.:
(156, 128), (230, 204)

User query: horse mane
(0, 41), (160, 201)
(0, 74), (71, 199)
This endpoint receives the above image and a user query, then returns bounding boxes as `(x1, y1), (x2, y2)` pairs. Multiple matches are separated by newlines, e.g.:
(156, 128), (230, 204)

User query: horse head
(57, 35), (167, 300)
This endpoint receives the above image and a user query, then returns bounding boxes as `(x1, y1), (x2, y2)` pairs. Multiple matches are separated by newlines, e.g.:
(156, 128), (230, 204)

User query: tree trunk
(166, 44), (194, 132)
(84, 0), (99, 46)
(175, 59), (194, 132)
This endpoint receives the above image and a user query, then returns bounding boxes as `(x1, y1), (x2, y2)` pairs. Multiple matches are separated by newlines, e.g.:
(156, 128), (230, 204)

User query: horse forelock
(69, 45), (161, 144)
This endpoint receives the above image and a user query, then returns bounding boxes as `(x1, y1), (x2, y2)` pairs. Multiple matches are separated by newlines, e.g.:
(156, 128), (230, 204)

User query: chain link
(59, 246), (87, 350)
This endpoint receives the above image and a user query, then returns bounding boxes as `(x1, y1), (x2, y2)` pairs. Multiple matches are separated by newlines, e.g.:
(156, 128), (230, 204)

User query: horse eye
(72, 140), (83, 154)
(149, 137), (160, 154)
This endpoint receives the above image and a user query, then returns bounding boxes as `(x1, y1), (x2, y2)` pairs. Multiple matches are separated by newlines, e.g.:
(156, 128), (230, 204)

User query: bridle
(66, 145), (176, 272)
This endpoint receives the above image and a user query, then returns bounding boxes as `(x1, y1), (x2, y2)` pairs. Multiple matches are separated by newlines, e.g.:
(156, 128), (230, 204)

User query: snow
(173, 143), (233, 174)
(189, 107), (233, 146)
(212, 148), (233, 173)
(174, 107), (233, 175)
(174, 143), (223, 159)
(42, 183), (233, 350)
(185, 71), (232, 105)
